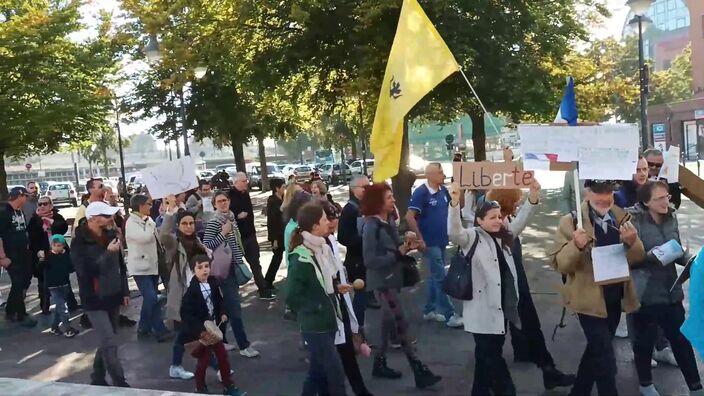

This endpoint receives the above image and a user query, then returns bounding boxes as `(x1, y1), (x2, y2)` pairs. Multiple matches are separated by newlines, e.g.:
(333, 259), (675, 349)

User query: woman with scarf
(202, 191), (259, 358)
(160, 198), (207, 381)
(483, 187), (575, 391)
(447, 181), (540, 396)
(360, 183), (441, 390)
(287, 202), (349, 396)
(322, 201), (373, 396)
(28, 196), (70, 315)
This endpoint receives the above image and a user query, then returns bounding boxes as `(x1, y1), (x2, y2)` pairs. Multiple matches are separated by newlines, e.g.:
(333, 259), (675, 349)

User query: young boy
(45, 234), (79, 338)
(180, 254), (244, 396)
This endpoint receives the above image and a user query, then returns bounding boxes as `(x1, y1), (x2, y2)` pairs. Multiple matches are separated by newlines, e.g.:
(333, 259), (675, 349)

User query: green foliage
(0, 0), (127, 197)
(650, 45), (693, 106)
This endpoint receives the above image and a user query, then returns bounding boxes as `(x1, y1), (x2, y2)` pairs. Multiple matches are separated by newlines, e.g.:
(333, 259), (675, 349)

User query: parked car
(349, 159), (375, 176)
(199, 169), (216, 179)
(291, 165), (314, 182)
(215, 164), (237, 172)
(320, 163), (353, 186)
(248, 165), (285, 190)
(45, 181), (78, 207)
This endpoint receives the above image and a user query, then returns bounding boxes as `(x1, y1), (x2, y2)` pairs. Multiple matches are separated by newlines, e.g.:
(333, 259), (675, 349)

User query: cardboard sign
(452, 162), (535, 189)
(141, 156), (199, 199)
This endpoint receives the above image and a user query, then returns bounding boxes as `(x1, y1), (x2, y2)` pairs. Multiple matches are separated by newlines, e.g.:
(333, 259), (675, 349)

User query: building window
(667, 0), (675, 10)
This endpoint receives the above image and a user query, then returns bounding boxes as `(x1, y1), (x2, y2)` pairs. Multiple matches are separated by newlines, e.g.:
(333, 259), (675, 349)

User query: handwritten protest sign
(658, 145), (680, 183)
(518, 124), (640, 180)
(452, 162), (535, 189)
(141, 156), (199, 199)
(592, 243), (631, 285)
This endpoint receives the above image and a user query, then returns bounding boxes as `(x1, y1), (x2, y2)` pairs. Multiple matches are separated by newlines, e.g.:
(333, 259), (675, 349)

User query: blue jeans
(134, 275), (168, 335)
(301, 331), (347, 396)
(49, 285), (70, 330)
(220, 272), (251, 349)
(422, 246), (454, 320)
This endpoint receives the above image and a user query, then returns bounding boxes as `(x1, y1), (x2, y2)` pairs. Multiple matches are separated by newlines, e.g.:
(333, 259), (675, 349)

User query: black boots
(410, 359), (442, 389)
(372, 355), (402, 379)
(543, 365), (576, 390)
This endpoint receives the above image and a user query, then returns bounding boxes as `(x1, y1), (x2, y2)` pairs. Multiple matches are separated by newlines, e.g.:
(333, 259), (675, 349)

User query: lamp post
(112, 97), (129, 214)
(627, 0), (654, 149)
(145, 34), (207, 158)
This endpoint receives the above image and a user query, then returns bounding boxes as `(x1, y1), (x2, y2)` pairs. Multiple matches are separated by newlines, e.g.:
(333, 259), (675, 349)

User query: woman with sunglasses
(447, 180), (540, 396)
(161, 199), (207, 381)
(27, 196), (69, 315)
(627, 181), (702, 396)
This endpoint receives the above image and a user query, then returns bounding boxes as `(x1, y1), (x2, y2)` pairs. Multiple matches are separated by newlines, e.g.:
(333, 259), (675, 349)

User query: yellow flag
(370, 0), (459, 182)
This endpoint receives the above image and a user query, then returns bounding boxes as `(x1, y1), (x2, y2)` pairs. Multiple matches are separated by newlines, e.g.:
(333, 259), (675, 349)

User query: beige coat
(551, 202), (645, 318)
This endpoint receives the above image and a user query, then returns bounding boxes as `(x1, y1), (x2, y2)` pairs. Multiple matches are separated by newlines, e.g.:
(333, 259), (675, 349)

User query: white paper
(658, 146), (680, 183)
(592, 243), (631, 283)
(141, 156), (199, 199)
(202, 198), (214, 213)
(651, 239), (684, 266)
(578, 147), (638, 180)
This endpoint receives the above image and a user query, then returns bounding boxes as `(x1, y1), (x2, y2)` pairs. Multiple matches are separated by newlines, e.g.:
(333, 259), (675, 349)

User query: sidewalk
(1, 187), (702, 395)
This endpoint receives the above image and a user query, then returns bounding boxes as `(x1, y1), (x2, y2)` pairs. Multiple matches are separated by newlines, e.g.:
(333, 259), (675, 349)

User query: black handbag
(399, 255), (420, 287)
(443, 230), (479, 301)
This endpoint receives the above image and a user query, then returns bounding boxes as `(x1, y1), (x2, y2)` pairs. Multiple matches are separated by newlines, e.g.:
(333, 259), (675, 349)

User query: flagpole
(459, 67), (502, 138)
(573, 165), (583, 229)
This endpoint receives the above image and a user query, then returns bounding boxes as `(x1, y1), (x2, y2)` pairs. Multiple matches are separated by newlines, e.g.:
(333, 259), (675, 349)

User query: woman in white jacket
(125, 194), (173, 342)
(447, 181), (540, 396)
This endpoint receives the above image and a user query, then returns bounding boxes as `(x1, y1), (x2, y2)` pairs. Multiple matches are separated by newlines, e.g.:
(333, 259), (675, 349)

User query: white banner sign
(141, 156), (199, 199)
(658, 145), (680, 183)
(518, 124), (640, 180)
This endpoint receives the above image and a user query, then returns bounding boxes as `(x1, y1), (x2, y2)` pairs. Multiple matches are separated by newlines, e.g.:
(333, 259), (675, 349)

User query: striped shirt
(203, 215), (246, 268)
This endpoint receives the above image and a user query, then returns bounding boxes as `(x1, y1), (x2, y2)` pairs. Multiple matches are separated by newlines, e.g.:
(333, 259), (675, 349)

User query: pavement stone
(1, 184), (702, 396)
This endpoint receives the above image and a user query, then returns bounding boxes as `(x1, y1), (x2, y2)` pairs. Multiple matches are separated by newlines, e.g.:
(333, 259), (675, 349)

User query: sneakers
(239, 346), (260, 358)
(217, 369), (234, 383)
(422, 312), (446, 322)
(64, 327), (79, 338)
(446, 315), (463, 328)
(653, 347), (678, 367)
(258, 289), (276, 300)
(651, 359), (658, 368)
(50, 326), (63, 335)
(223, 343), (237, 352)
(640, 384), (661, 396)
(615, 316), (628, 338)
(170, 365), (195, 380)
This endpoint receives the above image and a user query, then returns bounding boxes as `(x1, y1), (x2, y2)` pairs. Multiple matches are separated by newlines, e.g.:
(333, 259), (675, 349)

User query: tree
(649, 45), (692, 106)
(0, 1), (126, 199)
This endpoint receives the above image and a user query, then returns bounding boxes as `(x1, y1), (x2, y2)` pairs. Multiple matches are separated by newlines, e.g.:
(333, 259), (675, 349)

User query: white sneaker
(422, 312), (446, 322)
(446, 315), (463, 328)
(653, 347), (678, 367)
(639, 384), (661, 396)
(239, 346), (260, 358)
(223, 342), (237, 352)
(422, 312), (438, 321)
(651, 359), (658, 368)
(615, 317), (629, 338)
(169, 365), (194, 380)
(216, 369), (234, 383)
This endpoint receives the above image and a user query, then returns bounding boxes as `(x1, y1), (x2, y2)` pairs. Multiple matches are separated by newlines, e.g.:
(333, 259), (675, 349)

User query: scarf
(36, 205), (54, 243)
(302, 231), (342, 295)
(177, 231), (201, 262)
(214, 210), (236, 224)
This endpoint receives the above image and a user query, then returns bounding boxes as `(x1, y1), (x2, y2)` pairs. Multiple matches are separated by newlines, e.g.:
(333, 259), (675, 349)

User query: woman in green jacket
(287, 202), (351, 396)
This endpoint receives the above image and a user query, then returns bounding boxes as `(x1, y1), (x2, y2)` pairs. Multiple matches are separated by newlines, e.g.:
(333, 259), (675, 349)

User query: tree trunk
(102, 148), (109, 177)
(0, 151), (8, 202)
(230, 131), (246, 172)
(257, 135), (269, 191)
(350, 136), (358, 159)
(391, 117), (415, 232)
(470, 111), (487, 161)
(88, 159), (94, 177)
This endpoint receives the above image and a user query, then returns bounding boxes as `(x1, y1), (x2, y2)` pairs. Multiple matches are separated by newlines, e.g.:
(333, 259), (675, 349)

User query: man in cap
(0, 187), (37, 326)
(552, 180), (645, 395)
(71, 201), (130, 387)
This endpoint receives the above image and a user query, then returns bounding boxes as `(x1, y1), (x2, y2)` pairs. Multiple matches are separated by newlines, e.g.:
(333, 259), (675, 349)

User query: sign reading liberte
(452, 162), (535, 189)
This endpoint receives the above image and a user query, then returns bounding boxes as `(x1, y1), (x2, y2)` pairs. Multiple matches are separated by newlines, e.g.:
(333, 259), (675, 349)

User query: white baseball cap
(86, 201), (120, 219)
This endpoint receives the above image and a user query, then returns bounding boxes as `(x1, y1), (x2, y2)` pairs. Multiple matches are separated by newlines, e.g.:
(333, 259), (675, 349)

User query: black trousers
(570, 296), (621, 396)
(472, 333), (516, 396)
(5, 252), (31, 320)
(508, 251), (555, 369)
(242, 235), (266, 291)
(337, 301), (368, 395)
(631, 303), (701, 389)
(265, 244), (284, 288)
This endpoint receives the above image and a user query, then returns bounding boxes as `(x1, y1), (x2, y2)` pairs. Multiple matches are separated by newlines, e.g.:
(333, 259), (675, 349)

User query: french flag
(525, 153), (559, 162)
(554, 77), (578, 126)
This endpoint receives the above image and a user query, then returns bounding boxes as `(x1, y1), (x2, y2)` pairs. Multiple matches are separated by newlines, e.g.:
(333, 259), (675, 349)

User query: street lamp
(627, 0), (654, 149)
(112, 96), (129, 214)
(179, 65), (207, 157)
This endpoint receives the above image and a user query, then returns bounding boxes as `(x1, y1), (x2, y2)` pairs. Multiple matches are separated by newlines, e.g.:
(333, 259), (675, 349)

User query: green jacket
(286, 245), (337, 333)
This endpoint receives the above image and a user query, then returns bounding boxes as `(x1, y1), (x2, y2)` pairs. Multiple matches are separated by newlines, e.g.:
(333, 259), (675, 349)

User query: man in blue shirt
(406, 163), (462, 328)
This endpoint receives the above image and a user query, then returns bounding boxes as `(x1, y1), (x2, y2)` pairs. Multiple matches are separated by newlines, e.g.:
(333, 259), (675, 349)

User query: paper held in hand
(452, 162), (535, 190)
(141, 156), (199, 199)
(592, 243), (631, 285)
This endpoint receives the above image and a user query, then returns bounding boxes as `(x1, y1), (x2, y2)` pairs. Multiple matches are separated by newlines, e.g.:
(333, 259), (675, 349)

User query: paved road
(1, 181), (702, 396)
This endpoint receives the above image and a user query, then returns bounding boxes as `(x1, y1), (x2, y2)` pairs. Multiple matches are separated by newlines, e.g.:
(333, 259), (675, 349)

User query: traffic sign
(25, 163), (32, 171)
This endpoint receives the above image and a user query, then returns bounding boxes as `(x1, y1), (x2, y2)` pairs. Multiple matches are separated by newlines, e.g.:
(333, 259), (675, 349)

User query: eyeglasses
(38, 202), (51, 207)
(652, 194), (671, 203)
(647, 162), (663, 169)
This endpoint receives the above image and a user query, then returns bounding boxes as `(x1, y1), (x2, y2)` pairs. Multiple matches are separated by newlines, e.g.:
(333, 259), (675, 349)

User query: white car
(320, 163), (352, 186)
(349, 159), (375, 175)
(45, 181), (78, 207)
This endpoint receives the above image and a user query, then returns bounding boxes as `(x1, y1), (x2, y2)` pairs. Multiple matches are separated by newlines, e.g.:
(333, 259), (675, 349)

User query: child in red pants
(180, 254), (244, 396)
